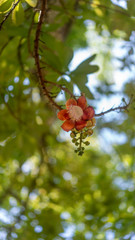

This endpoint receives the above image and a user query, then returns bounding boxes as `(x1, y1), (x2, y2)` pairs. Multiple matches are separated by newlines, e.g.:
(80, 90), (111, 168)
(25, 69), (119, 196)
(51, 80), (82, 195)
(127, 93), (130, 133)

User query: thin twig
(45, 80), (74, 98)
(34, 0), (62, 110)
(95, 97), (133, 117)
(59, 0), (79, 41)
(92, 3), (130, 17)
(17, 37), (24, 71)
(0, 93), (25, 124)
(84, 0), (130, 17)
(40, 59), (64, 75)
(59, 0), (74, 19)
(27, 12), (36, 56)
(0, 37), (14, 56)
(0, 0), (21, 31)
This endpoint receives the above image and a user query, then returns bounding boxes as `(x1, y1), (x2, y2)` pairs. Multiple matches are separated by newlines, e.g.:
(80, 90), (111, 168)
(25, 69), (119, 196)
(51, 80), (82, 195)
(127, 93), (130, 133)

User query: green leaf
(0, 0), (12, 13)
(25, 0), (37, 7)
(71, 54), (99, 75)
(34, 11), (40, 23)
(12, 2), (24, 25)
(69, 55), (99, 98)
(42, 50), (62, 74)
(41, 33), (73, 72)
(108, 6), (134, 38)
(127, 0), (135, 16)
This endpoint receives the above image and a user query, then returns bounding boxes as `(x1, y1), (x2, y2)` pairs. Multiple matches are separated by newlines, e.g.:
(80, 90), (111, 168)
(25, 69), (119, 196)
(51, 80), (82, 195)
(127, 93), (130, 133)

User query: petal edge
(66, 99), (77, 109)
(57, 109), (69, 121)
(75, 120), (87, 130)
(61, 120), (75, 132)
(77, 96), (87, 110)
(82, 106), (95, 120)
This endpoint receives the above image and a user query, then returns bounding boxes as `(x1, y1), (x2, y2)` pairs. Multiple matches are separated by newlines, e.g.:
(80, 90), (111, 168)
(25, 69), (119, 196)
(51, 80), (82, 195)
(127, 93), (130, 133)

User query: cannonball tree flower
(57, 96), (95, 132)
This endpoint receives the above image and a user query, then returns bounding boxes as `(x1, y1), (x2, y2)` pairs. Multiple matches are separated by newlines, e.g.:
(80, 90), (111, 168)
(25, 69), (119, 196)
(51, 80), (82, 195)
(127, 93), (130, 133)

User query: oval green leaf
(25, 0), (37, 7)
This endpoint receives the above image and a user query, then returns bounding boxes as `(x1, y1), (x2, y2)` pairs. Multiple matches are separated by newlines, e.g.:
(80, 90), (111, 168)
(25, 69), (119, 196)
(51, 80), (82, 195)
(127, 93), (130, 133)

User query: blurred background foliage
(0, 0), (135, 239)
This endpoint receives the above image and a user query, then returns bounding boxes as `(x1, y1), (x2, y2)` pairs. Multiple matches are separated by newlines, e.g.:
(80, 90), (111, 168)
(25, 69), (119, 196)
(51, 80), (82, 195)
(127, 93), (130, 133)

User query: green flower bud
(84, 141), (90, 146)
(86, 120), (93, 127)
(86, 118), (96, 129)
(82, 133), (87, 139)
(87, 129), (93, 136)
(78, 151), (84, 156)
(91, 118), (96, 127)
(70, 132), (75, 138)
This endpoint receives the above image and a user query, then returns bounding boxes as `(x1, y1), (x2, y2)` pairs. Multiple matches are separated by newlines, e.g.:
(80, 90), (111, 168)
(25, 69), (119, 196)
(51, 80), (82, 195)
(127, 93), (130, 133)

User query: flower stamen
(69, 105), (83, 121)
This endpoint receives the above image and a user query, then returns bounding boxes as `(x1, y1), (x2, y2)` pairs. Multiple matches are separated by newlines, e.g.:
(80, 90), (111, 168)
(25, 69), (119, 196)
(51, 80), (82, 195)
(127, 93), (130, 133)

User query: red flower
(57, 96), (95, 132)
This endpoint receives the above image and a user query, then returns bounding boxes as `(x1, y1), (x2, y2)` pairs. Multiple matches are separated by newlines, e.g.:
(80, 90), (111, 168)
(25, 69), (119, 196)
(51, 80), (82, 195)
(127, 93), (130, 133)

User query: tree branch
(34, 0), (62, 110)
(45, 80), (75, 98)
(0, 0), (21, 31)
(95, 97), (134, 117)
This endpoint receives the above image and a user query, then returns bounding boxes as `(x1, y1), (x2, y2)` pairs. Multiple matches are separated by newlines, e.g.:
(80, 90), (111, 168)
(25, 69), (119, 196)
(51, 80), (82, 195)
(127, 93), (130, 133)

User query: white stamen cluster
(69, 105), (83, 121)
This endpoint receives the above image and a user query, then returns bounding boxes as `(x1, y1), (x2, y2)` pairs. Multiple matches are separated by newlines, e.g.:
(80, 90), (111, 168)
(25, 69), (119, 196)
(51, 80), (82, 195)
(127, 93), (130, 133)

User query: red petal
(82, 106), (95, 120)
(66, 99), (77, 109)
(57, 109), (69, 121)
(77, 96), (87, 110)
(75, 120), (87, 130)
(61, 120), (75, 132)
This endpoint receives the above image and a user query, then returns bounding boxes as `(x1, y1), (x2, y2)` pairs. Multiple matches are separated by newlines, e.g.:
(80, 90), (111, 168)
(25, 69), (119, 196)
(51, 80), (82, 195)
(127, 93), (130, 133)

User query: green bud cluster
(70, 117), (96, 155)
(70, 127), (94, 156)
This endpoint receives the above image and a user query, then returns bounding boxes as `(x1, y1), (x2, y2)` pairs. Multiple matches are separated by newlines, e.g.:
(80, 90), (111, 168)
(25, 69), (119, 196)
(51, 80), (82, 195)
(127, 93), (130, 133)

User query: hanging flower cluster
(57, 96), (96, 155)
(57, 96), (95, 131)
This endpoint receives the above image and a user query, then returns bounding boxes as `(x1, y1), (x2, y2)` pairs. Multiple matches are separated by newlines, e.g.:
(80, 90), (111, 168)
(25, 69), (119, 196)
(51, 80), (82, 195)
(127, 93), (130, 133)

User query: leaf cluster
(0, 0), (135, 239)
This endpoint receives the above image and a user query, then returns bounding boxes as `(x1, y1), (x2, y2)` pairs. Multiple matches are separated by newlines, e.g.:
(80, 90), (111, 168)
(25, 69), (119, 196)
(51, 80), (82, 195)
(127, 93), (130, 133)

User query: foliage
(0, 0), (135, 239)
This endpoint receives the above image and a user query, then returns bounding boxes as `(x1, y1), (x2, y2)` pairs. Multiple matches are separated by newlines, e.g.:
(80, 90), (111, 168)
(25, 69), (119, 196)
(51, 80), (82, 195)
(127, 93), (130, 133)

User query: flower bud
(82, 132), (87, 139)
(70, 132), (75, 138)
(91, 118), (96, 127)
(84, 141), (90, 146)
(86, 120), (93, 128)
(87, 129), (93, 136)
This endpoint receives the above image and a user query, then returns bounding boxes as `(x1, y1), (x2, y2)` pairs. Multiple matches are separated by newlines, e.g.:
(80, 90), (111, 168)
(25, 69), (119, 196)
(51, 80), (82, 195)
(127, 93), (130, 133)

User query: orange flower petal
(61, 120), (75, 132)
(75, 120), (87, 130)
(82, 106), (95, 120)
(57, 109), (69, 121)
(77, 96), (87, 110)
(66, 99), (77, 109)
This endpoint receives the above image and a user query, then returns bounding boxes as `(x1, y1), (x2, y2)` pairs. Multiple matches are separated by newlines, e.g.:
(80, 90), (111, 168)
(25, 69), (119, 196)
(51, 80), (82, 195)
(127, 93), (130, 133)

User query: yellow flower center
(69, 105), (83, 121)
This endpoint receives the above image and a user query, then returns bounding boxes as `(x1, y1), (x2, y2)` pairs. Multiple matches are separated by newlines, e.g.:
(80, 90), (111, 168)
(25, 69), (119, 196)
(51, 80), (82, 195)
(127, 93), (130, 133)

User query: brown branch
(34, 0), (62, 110)
(0, 0), (21, 31)
(95, 97), (133, 117)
